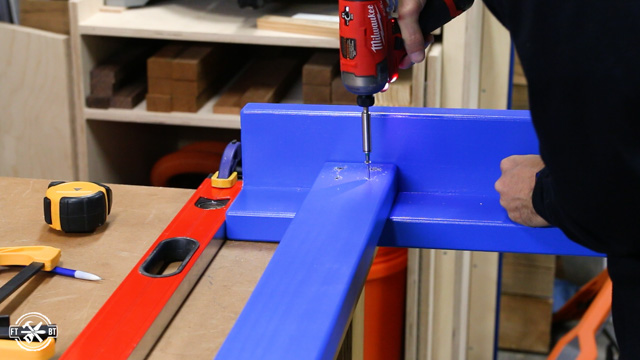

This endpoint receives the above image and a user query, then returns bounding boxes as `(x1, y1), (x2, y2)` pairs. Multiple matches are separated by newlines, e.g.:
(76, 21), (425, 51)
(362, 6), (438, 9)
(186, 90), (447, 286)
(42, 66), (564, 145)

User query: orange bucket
(364, 247), (408, 360)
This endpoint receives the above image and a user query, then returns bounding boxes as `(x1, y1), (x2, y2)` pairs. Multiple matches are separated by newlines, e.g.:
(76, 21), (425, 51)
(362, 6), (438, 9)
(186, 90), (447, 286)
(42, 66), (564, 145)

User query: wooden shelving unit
(83, 75), (304, 128)
(69, 0), (335, 184)
(78, 0), (339, 47)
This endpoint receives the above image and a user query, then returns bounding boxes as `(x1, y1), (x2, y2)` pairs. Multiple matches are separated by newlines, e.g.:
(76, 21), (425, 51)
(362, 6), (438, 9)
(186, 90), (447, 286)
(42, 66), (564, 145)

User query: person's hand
(494, 155), (550, 227)
(397, 0), (434, 69)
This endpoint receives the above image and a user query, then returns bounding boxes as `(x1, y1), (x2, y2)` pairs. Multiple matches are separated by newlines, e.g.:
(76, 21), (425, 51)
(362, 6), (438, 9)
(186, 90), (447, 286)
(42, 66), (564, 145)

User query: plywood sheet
(0, 24), (76, 179)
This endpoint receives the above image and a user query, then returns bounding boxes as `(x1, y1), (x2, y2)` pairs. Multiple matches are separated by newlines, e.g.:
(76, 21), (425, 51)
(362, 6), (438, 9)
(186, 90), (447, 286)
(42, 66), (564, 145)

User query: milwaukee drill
(339, 0), (474, 174)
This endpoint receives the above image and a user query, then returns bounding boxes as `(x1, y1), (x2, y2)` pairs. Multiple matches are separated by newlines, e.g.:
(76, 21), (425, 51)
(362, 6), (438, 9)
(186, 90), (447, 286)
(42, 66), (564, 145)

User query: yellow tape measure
(43, 181), (112, 233)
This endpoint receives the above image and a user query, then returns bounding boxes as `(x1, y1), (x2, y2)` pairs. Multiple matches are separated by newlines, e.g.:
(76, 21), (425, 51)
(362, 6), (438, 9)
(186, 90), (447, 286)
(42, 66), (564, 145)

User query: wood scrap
(498, 294), (552, 353)
(148, 77), (172, 95)
(256, 15), (338, 38)
(19, 0), (69, 35)
(501, 253), (554, 298)
(90, 45), (153, 88)
(147, 43), (186, 79)
(110, 79), (147, 109)
(171, 44), (226, 81)
(302, 51), (339, 85)
(213, 57), (302, 115)
(171, 77), (209, 98)
(86, 94), (110, 109)
(146, 93), (171, 112)
(172, 86), (214, 113)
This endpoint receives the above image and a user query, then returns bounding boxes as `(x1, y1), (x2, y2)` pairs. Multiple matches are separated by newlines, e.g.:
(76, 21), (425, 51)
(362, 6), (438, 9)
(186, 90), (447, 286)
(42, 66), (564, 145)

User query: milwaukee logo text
(367, 4), (385, 52)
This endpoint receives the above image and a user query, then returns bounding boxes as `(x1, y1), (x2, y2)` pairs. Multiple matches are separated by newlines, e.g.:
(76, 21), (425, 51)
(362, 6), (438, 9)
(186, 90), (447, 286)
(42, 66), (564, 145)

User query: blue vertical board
(216, 162), (398, 360)
(226, 104), (601, 256)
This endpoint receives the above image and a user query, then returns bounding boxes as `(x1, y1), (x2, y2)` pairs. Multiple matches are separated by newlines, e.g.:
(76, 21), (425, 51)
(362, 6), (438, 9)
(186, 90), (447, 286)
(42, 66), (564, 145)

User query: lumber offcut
(110, 80), (147, 109)
(498, 295), (552, 353)
(256, 15), (338, 38)
(303, 51), (339, 85)
(86, 94), (110, 109)
(20, 0), (70, 35)
(148, 77), (172, 95)
(147, 43), (186, 79)
(173, 86), (214, 113)
(213, 57), (301, 115)
(146, 94), (172, 112)
(90, 45), (153, 94)
(171, 44), (225, 81)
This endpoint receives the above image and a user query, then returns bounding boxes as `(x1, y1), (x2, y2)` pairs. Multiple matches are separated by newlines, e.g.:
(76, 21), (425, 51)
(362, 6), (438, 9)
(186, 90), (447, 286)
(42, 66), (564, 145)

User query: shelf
(79, 0), (339, 48)
(85, 97), (241, 128)
(85, 77), (304, 128)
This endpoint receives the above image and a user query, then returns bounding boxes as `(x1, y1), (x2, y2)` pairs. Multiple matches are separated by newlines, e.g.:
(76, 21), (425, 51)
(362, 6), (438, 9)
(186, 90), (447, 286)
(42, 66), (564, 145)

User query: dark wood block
(303, 84), (331, 104)
(147, 43), (186, 79)
(86, 94), (110, 109)
(146, 93), (172, 112)
(90, 45), (153, 87)
(303, 51), (339, 86)
(90, 78), (117, 97)
(110, 80), (147, 109)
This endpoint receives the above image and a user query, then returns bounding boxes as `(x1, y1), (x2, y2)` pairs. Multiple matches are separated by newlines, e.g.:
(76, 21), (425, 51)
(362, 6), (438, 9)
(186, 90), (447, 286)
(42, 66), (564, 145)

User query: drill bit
(361, 105), (371, 179)
(358, 95), (374, 180)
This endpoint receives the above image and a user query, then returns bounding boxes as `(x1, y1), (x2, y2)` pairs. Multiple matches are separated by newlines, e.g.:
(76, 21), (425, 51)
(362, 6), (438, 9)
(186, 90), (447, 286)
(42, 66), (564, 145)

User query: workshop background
(0, 0), (611, 359)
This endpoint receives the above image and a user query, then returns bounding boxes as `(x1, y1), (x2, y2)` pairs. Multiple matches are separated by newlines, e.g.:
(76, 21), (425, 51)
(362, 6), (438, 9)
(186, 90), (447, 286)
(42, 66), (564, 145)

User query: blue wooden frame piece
(216, 162), (397, 360)
(226, 103), (602, 257)
(215, 103), (604, 359)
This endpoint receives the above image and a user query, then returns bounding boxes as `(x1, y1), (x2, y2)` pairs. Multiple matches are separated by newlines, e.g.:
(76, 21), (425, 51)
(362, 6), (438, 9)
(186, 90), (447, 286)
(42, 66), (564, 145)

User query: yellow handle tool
(0, 246), (61, 303)
(0, 339), (55, 360)
(0, 247), (60, 359)
(44, 181), (112, 233)
(0, 246), (61, 271)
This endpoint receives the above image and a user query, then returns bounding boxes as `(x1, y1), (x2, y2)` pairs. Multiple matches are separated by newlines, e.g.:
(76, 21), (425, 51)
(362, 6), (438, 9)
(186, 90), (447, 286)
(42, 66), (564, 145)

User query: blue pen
(0, 265), (102, 281)
(50, 266), (102, 281)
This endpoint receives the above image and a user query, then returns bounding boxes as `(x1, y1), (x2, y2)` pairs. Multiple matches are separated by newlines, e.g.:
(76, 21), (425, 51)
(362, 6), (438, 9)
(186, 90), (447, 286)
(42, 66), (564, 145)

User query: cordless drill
(339, 0), (474, 174)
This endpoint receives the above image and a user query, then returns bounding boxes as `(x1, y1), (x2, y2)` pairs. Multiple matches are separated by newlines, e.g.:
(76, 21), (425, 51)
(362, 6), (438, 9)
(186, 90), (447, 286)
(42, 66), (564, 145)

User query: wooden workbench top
(0, 177), (276, 359)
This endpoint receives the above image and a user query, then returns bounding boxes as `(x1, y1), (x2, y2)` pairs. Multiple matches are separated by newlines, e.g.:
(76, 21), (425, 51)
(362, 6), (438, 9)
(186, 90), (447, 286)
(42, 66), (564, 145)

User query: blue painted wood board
(226, 104), (601, 257)
(216, 162), (398, 360)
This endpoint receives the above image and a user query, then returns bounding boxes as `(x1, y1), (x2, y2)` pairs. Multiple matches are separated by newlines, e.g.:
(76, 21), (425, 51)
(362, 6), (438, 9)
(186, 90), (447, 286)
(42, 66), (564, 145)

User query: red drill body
(339, 0), (474, 173)
(339, 0), (403, 96)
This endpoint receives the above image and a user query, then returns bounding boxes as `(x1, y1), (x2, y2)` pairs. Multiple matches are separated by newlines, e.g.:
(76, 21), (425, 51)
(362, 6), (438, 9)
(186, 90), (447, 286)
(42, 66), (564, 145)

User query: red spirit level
(61, 175), (241, 360)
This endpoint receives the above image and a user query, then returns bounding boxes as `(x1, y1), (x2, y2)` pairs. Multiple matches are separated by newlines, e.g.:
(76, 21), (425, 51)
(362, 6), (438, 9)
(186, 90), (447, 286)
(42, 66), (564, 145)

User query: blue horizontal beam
(226, 104), (601, 257)
(216, 162), (397, 360)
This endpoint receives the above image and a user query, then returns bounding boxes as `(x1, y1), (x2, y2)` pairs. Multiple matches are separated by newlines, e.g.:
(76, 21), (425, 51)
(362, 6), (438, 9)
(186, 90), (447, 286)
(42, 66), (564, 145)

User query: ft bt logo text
(7, 312), (58, 352)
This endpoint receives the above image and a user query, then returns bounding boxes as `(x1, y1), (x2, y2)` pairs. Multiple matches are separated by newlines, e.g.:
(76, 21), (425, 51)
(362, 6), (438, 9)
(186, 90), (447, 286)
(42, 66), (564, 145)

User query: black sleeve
(531, 167), (555, 226)
(488, 0), (640, 256)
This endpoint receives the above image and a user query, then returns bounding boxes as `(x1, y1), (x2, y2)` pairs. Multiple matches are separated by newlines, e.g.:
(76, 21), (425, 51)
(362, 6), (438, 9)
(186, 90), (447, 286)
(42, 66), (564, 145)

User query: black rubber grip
(59, 192), (108, 233)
